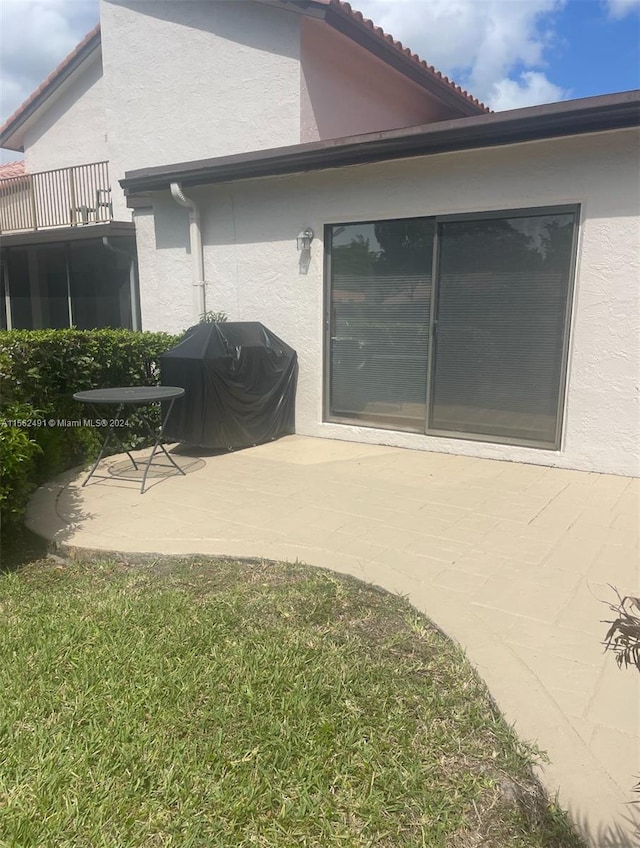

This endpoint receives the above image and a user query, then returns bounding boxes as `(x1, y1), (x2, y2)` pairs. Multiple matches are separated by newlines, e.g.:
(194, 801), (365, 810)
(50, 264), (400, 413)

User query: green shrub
(199, 310), (228, 323)
(1, 329), (178, 411)
(0, 330), (179, 536)
(0, 402), (43, 531)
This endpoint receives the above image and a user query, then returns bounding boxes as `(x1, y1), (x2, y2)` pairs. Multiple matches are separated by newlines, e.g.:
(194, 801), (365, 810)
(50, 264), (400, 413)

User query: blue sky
(548, 0), (640, 98)
(0, 0), (639, 162)
(354, 0), (640, 109)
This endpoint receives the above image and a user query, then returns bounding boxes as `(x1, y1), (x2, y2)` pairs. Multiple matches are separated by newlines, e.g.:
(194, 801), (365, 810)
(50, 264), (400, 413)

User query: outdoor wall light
(296, 227), (314, 251)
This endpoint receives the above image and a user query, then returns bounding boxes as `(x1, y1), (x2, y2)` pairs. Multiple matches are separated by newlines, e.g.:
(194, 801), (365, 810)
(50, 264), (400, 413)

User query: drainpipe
(102, 237), (140, 331)
(170, 182), (206, 321)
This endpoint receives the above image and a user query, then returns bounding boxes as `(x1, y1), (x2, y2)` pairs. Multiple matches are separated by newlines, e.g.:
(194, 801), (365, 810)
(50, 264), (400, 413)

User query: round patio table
(73, 386), (186, 494)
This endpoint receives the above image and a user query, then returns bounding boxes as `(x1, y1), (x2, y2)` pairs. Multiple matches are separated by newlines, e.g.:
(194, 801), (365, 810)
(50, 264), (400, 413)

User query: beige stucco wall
(100, 0), (302, 218)
(300, 17), (457, 142)
(133, 202), (196, 334)
(101, 0), (466, 221)
(23, 51), (108, 174)
(15, 0), (472, 223)
(18, 50), (129, 223)
(137, 129), (640, 476)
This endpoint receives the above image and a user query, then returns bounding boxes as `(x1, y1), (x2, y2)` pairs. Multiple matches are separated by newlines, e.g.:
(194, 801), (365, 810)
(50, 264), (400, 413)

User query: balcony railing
(0, 161), (113, 234)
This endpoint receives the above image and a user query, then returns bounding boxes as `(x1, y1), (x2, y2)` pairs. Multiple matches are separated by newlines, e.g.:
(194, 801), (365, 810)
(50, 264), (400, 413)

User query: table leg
(140, 397), (187, 494)
(81, 403), (138, 487)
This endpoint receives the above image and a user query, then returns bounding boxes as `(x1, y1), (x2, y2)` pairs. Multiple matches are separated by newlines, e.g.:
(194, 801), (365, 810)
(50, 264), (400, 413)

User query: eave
(0, 221), (135, 248)
(120, 90), (640, 200)
(0, 26), (101, 152)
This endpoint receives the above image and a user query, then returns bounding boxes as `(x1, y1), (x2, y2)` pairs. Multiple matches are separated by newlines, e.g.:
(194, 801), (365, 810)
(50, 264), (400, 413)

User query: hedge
(1, 329), (179, 537)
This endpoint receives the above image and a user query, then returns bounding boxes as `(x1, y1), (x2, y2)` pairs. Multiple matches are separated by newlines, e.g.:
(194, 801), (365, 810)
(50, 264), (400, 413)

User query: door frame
(323, 203), (581, 451)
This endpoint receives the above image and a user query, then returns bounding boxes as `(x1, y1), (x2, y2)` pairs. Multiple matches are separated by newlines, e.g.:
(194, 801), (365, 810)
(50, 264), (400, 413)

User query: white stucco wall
(134, 203), (196, 335)
(300, 17), (457, 142)
(100, 0), (301, 218)
(19, 50), (130, 223)
(23, 51), (108, 174)
(139, 129), (640, 476)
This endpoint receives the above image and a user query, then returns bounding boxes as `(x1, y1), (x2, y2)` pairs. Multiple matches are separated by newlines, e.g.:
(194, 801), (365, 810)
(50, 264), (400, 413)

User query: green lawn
(0, 556), (585, 848)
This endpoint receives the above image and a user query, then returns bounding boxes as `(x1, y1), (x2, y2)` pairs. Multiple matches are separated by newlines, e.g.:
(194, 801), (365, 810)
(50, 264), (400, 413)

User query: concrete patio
(26, 435), (639, 846)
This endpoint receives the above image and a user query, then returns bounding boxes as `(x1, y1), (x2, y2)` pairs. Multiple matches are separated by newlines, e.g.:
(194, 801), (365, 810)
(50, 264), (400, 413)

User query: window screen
(6, 248), (33, 329)
(69, 240), (133, 330)
(37, 245), (70, 329)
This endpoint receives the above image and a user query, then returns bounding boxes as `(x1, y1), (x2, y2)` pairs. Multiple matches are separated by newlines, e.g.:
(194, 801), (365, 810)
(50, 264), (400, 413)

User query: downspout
(170, 182), (206, 321)
(102, 237), (140, 331)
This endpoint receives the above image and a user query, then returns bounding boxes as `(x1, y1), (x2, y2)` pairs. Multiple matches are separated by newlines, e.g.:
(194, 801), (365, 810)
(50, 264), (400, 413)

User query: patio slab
(25, 435), (640, 847)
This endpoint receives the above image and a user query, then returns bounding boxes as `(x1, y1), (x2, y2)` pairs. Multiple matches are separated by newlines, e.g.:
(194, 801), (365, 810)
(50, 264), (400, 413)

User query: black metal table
(73, 386), (186, 493)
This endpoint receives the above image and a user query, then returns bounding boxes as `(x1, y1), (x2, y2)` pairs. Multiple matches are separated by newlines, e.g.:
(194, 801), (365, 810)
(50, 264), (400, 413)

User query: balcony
(0, 161), (113, 234)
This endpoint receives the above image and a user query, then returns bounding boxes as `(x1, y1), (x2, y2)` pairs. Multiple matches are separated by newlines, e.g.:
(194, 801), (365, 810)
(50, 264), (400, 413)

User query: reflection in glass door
(429, 212), (577, 447)
(326, 207), (578, 449)
(328, 219), (435, 432)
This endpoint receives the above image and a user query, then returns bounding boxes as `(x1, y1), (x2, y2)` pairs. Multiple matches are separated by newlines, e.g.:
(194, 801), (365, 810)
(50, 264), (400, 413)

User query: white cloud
(353, 0), (570, 109)
(605, 0), (640, 18)
(491, 71), (567, 111)
(0, 0), (99, 121)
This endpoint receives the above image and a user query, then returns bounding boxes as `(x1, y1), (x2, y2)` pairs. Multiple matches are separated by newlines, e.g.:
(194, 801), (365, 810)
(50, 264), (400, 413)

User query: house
(0, 1), (485, 335)
(1, 0), (638, 477)
(0, 25), (138, 331)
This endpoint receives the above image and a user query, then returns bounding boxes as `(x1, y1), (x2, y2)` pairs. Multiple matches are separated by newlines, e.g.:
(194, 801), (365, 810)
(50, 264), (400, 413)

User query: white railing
(0, 161), (113, 233)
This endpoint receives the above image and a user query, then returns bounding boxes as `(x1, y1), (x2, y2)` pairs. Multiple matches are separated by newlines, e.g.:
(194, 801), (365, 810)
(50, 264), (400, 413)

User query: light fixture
(296, 227), (314, 251)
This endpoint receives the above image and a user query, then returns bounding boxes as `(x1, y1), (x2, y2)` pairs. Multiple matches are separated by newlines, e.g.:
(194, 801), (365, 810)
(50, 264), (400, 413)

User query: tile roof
(0, 160), (26, 179)
(0, 1), (487, 146)
(0, 25), (100, 143)
(323, 0), (488, 112)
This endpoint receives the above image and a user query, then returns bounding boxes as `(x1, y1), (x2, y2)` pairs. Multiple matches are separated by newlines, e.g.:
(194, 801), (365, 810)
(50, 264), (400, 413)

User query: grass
(0, 555), (586, 848)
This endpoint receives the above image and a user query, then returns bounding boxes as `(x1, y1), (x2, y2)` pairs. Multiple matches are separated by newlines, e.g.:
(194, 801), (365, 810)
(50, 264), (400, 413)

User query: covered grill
(160, 322), (297, 448)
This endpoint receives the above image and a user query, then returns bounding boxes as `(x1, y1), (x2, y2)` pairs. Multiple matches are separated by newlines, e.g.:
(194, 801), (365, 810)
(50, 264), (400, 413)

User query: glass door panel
(429, 212), (577, 446)
(328, 219), (434, 432)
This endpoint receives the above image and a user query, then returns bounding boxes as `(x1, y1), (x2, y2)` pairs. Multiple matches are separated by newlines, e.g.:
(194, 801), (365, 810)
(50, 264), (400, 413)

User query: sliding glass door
(326, 206), (578, 449)
(429, 211), (577, 446)
(328, 219), (434, 432)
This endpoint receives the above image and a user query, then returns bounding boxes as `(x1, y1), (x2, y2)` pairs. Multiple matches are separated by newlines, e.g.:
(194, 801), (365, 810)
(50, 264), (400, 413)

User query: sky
(0, 0), (639, 163)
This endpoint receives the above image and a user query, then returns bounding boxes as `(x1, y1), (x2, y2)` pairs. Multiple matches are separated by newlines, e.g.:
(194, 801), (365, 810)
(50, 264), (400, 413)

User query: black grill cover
(160, 322), (297, 448)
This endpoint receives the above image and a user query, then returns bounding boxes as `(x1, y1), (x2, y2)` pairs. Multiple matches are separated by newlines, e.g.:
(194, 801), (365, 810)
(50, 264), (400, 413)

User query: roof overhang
(255, 0), (330, 19)
(0, 26), (101, 152)
(121, 90), (640, 200)
(0, 221), (135, 248)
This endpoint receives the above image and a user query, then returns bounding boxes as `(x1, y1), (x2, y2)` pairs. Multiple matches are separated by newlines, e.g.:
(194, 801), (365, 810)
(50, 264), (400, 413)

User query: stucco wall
(134, 202), (196, 335)
(23, 52), (108, 174)
(300, 17), (457, 142)
(100, 0), (301, 218)
(139, 129), (640, 476)
(19, 51), (129, 225)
